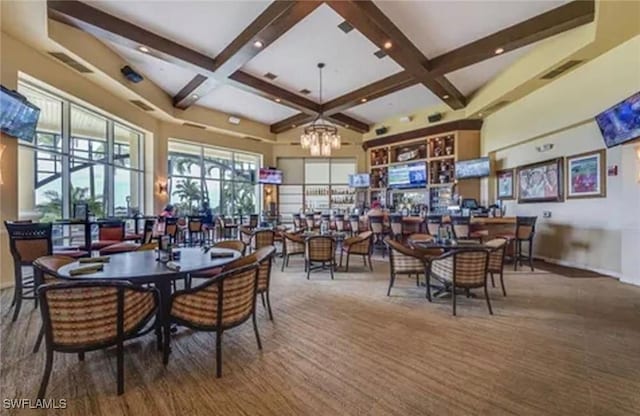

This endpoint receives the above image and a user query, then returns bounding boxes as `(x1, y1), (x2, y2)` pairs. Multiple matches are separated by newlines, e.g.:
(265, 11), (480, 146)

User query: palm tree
(36, 186), (104, 221)
(172, 178), (201, 215)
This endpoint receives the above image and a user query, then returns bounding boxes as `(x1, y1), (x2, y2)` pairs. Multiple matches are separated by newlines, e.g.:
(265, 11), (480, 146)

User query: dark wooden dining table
(56, 247), (241, 360)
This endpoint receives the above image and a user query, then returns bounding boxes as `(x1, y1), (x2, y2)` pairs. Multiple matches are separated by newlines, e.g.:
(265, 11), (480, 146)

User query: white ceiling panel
(105, 42), (204, 96)
(446, 43), (538, 96)
(197, 84), (298, 124)
(345, 84), (441, 124)
(88, 1), (271, 57)
(374, 0), (567, 58)
(242, 4), (403, 101)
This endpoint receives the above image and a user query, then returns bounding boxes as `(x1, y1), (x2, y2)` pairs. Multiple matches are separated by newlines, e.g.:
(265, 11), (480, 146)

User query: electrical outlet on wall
(543, 211), (552, 218)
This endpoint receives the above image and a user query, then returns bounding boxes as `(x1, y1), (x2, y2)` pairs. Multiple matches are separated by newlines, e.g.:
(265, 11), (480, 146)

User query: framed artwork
(517, 157), (564, 203)
(566, 149), (606, 199)
(496, 169), (515, 200)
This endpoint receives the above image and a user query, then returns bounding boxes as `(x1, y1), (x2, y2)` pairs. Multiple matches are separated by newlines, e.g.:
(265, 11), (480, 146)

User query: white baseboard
(535, 256), (622, 280)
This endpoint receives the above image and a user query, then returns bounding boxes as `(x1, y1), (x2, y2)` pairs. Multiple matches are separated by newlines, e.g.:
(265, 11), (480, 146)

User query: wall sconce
(0, 144), (5, 185)
(157, 180), (168, 195)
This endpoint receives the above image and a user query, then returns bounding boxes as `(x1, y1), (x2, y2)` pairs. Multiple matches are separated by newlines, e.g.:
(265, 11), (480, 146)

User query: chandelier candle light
(300, 63), (341, 156)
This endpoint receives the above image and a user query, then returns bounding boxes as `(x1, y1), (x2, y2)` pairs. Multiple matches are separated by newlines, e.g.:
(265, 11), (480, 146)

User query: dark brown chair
(248, 214), (259, 229)
(87, 221), (126, 251)
(513, 216), (537, 271)
(100, 219), (156, 255)
(281, 232), (305, 271)
(386, 239), (427, 296)
(163, 217), (179, 245)
(292, 214), (304, 232)
(305, 236), (336, 280)
(428, 249), (491, 316)
(167, 263), (262, 376)
(5, 221), (57, 321)
(254, 246), (276, 320)
(334, 214), (346, 233)
(485, 238), (508, 296)
(339, 231), (373, 272)
(305, 214), (316, 231)
(37, 280), (159, 397)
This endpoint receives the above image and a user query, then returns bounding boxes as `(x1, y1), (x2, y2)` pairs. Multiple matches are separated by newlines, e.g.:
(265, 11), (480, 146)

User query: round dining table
(57, 247), (241, 358)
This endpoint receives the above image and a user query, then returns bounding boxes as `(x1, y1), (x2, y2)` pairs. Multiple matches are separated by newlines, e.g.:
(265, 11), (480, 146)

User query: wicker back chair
(390, 214), (403, 240)
(485, 238), (508, 296)
(428, 249), (491, 316)
(37, 280), (159, 397)
(386, 239), (427, 296)
(305, 236), (336, 280)
(349, 215), (360, 236)
(168, 263), (261, 377)
(254, 229), (275, 250)
(282, 232), (305, 271)
(254, 246), (276, 320)
(5, 221), (53, 321)
(368, 215), (387, 256)
(214, 239), (246, 255)
(426, 215), (443, 236)
(451, 216), (485, 242)
(339, 231), (373, 272)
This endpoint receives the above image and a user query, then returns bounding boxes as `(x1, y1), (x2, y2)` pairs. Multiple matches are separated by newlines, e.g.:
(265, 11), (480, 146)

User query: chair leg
(528, 240), (534, 271)
(37, 348), (54, 399)
(362, 255), (367, 267)
(368, 255), (373, 271)
(116, 340), (124, 395)
(12, 268), (23, 322)
(387, 273), (396, 296)
(329, 261), (334, 280)
(265, 292), (274, 321)
(490, 272), (495, 288)
(260, 292), (266, 308)
(416, 273), (419, 287)
(500, 271), (507, 297)
(452, 289), (456, 316)
(339, 251), (343, 268)
(306, 261), (310, 280)
(281, 254), (286, 272)
(425, 273), (432, 302)
(345, 254), (350, 272)
(10, 286), (16, 306)
(252, 311), (262, 350)
(216, 330), (223, 378)
(513, 241), (519, 271)
(33, 324), (44, 353)
(484, 283), (494, 315)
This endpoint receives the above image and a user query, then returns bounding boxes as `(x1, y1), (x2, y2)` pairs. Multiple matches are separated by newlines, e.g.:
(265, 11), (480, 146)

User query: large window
(17, 82), (146, 221)
(168, 140), (261, 216)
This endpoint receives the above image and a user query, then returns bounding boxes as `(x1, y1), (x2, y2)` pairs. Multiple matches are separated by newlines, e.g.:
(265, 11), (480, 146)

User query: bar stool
(390, 214), (403, 241)
(508, 216), (537, 271)
(451, 216), (485, 242)
(368, 215), (387, 257)
(349, 214), (360, 236)
(335, 214), (346, 233)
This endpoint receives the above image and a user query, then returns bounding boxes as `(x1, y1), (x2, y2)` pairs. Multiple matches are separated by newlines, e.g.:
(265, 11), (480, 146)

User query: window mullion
(61, 100), (71, 219)
(106, 119), (114, 216)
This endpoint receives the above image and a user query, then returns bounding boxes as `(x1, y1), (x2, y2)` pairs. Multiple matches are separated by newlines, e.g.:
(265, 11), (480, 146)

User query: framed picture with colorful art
(516, 157), (564, 203)
(496, 169), (515, 200)
(566, 149), (606, 199)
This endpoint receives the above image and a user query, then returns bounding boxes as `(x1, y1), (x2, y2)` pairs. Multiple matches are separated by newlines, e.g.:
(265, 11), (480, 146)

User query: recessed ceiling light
(443, 95), (449, 99)
(138, 46), (149, 53)
(253, 40), (264, 48)
(192, 94), (199, 99)
(292, 124), (296, 128)
(383, 41), (392, 50)
(275, 98), (281, 102)
(361, 98), (367, 103)
(478, 112), (483, 117)
(495, 47), (504, 55)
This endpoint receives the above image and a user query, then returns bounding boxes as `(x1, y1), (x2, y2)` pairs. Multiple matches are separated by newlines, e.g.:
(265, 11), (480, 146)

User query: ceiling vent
(484, 100), (510, 113)
(263, 72), (278, 80)
(374, 50), (387, 59)
(183, 122), (206, 129)
(299, 88), (311, 95)
(48, 52), (93, 73)
(129, 100), (154, 111)
(337, 21), (354, 34)
(540, 60), (584, 80)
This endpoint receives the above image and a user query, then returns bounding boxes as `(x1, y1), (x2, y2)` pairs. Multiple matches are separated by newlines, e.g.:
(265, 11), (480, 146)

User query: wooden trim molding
(362, 119), (483, 150)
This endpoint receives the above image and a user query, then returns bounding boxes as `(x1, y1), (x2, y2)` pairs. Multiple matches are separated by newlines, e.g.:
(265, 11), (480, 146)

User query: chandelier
(300, 63), (341, 156)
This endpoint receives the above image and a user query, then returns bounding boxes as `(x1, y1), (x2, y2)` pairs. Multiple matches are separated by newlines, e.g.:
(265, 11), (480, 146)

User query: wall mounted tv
(388, 163), (427, 189)
(455, 157), (490, 179)
(258, 168), (283, 184)
(0, 85), (40, 143)
(595, 91), (640, 148)
(349, 173), (370, 188)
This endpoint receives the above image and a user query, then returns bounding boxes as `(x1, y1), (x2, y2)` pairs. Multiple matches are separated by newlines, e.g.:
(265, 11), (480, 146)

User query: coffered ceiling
(43, 0), (595, 135)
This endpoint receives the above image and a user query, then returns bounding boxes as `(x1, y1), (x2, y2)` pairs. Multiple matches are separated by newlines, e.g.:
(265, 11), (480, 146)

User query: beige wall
(481, 35), (640, 284)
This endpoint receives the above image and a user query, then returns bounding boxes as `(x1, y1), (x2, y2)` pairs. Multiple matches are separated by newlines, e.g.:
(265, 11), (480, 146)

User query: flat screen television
(388, 163), (427, 188)
(349, 173), (370, 188)
(258, 168), (283, 184)
(0, 85), (40, 142)
(455, 157), (490, 179)
(595, 91), (640, 148)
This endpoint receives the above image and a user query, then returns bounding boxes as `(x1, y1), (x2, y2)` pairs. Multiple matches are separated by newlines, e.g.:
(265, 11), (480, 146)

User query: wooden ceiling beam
(322, 70), (417, 116)
(429, 0), (596, 76)
(173, 75), (209, 109)
(326, 113), (370, 134)
(270, 113), (316, 134)
(326, 0), (467, 110)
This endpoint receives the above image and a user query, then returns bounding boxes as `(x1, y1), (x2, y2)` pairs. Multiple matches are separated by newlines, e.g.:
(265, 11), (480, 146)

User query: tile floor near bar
(1, 257), (640, 416)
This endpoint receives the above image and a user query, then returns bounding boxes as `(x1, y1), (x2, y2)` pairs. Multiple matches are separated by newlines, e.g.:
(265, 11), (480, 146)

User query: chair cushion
(53, 249), (89, 259)
(124, 233), (143, 241)
(99, 242), (140, 255)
